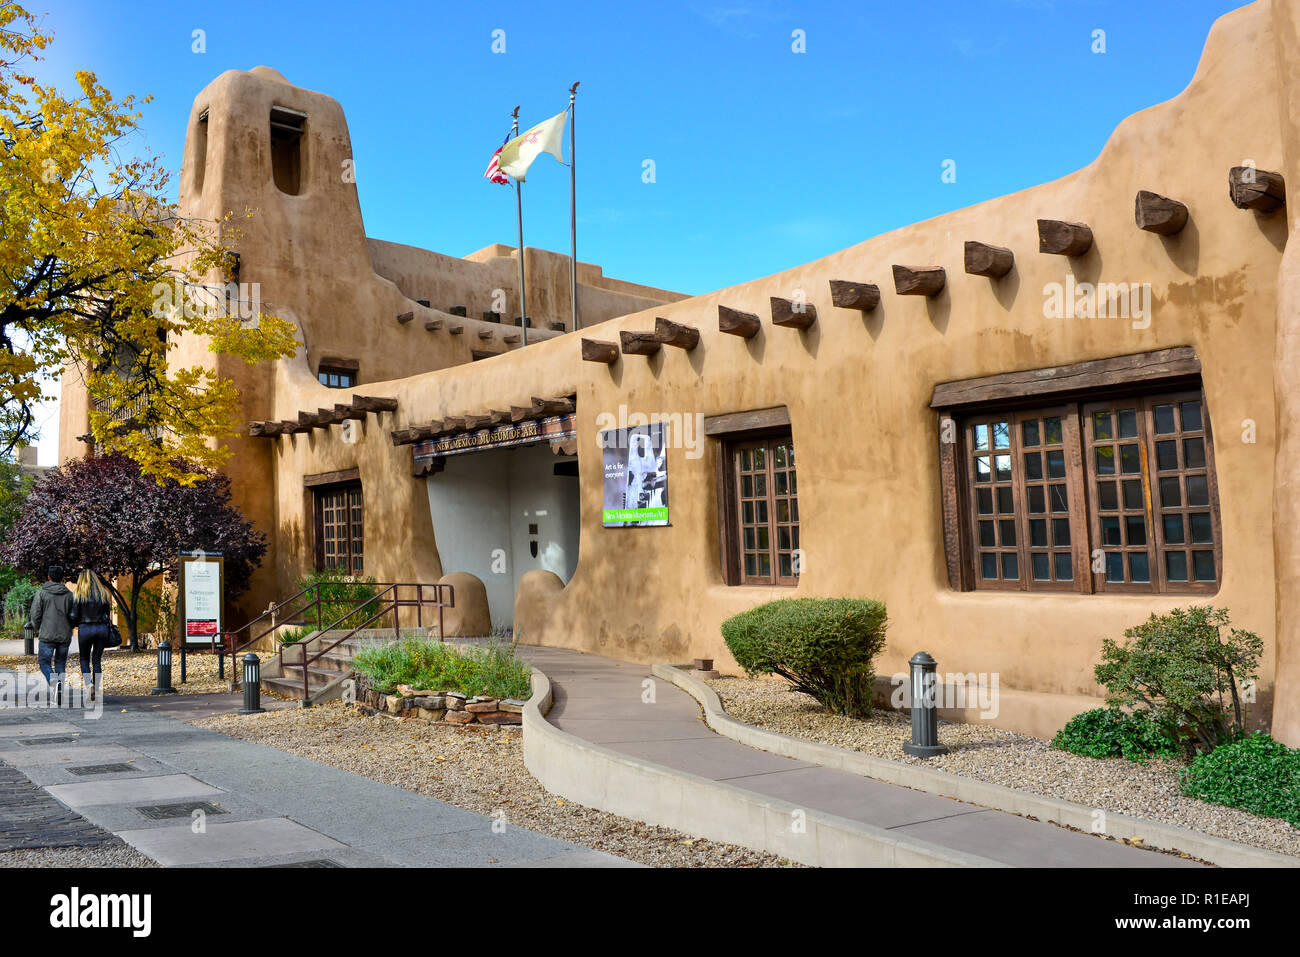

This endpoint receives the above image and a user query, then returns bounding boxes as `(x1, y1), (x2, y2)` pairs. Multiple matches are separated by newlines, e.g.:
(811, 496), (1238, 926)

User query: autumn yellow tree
(0, 4), (297, 482)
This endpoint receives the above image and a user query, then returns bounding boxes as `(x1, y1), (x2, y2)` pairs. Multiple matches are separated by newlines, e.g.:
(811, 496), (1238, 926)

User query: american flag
(483, 146), (509, 185)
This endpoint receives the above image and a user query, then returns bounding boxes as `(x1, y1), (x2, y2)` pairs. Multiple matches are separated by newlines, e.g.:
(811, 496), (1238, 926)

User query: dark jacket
(72, 595), (112, 627)
(30, 582), (77, 646)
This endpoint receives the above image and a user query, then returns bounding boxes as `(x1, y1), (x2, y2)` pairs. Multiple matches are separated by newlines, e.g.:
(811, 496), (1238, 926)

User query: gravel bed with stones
(0, 840), (158, 868)
(0, 651), (228, 696)
(705, 675), (1300, 858)
(195, 701), (799, 868)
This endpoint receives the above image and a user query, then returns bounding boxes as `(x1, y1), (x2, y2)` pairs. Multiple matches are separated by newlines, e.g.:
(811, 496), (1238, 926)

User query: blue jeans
(37, 642), (70, 699)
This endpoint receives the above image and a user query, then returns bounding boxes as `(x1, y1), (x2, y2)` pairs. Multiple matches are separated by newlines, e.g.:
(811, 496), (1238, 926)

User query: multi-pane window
(318, 365), (356, 389)
(950, 389), (1219, 594)
(732, 436), (799, 586)
(315, 483), (363, 575)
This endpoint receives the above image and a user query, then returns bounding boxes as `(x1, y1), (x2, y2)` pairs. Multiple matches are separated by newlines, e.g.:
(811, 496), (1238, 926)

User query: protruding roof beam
(892, 264), (947, 297)
(963, 242), (1014, 279)
(503, 333), (521, 345)
(397, 311), (414, 324)
(352, 395), (398, 414)
(828, 280), (881, 310)
(1037, 219), (1093, 256)
(654, 316), (699, 350)
(425, 318), (443, 331)
(770, 296), (816, 329)
(718, 305), (761, 339)
(532, 396), (575, 416)
(1229, 166), (1285, 212)
(581, 338), (619, 363)
(1134, 190), (1189, 235)
(247, 421), (282, 437)
(620, 330), (662, 356)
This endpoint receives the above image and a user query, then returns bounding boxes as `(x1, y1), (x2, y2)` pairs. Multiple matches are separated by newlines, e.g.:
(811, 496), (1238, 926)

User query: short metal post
(22, 621), (34, 656)
(179, 643), (187, 684)
(150, 641), (177, 696)
(903, 651), (948, 757)
(239, 653), (265, 714)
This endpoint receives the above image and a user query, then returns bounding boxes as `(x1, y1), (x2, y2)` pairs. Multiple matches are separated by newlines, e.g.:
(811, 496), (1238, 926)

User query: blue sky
(27, 0), (1248, 460)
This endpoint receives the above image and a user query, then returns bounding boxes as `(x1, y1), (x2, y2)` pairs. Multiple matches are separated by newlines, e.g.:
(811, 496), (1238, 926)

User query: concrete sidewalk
(515, 645), (1202, 868)
(0, 699), (632, 868)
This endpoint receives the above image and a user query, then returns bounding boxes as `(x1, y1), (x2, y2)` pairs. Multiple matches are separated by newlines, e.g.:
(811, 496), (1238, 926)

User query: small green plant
(351, 637), (531, 700)
(2, 578), (37, 636)
(287, 567), (380, 632)
(136, 586), (176, 641)
(1052, 708), (1180, 763)
(1095, 606), (1262, 757)
(1179, 732), (1300, 826)
(721, 597), (887, 718)
(277, 625), (312, 646)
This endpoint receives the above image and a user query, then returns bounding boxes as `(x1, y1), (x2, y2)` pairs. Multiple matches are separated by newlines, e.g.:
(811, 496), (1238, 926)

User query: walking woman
(72, 569), (114, 701)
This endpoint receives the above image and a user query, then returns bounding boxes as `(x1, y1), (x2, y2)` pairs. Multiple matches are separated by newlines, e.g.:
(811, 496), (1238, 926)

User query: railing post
(416, 584), (423, 629)
(437, 585), (446, 643)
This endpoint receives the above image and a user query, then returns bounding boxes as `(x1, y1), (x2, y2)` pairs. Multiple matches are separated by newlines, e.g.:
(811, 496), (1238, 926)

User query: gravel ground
(0, 651), (228, 696)
(0, 840), (158, 868)
(195, 702), (799, 868)
(706, 675), (1300, 858)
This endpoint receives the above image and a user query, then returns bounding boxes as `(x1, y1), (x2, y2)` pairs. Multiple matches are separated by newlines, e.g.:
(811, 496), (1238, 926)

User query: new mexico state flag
(498, 110), (567, 181)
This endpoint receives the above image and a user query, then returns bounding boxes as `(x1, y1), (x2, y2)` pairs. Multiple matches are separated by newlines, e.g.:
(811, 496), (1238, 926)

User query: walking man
(30, 565), (77, 705)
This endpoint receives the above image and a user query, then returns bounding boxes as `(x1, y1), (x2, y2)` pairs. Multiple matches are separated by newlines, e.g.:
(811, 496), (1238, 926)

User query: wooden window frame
(707, 407), (799, 587)
(312, 479), (364, 576)
(933, 347), (1220, 596)
(317, 356), (359, 390)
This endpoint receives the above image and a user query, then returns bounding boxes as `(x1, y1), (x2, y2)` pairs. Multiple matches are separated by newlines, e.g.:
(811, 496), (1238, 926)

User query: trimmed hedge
(1051, 707), (1180, 763)
(721, 597), (887, 718)
(1179, 732), (1300, 826)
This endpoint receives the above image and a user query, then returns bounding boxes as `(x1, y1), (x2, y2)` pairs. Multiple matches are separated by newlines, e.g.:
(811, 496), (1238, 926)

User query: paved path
(514, 645), (1203, 868)
(0, 698), (631, 868)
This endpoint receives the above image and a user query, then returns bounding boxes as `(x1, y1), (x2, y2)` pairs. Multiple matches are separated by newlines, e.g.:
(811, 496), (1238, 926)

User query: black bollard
(903, 651), (949, 758)
(239, 653), (265, 714)
(22, 621), (34, 656)
(150, 641), (177, 696)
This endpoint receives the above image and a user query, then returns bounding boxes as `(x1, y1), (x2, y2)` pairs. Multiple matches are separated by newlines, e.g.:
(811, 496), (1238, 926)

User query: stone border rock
(520, 666), (1006, 868)
(653, 664), (1299, 869)
(358, 685), (525, 725)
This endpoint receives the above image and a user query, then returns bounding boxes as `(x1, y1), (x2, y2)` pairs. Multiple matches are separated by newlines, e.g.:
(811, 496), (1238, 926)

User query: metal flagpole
(512, 106), (528, 346)
(568, 81), (580, 332)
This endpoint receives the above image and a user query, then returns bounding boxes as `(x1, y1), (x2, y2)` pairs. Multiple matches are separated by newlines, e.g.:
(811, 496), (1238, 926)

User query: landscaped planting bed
(705, 675), (1300, 858)
(195, 700), (799, 868)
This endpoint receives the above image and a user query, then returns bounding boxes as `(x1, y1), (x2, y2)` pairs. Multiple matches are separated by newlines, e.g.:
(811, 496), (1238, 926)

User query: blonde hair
(74, 569), (111, 605)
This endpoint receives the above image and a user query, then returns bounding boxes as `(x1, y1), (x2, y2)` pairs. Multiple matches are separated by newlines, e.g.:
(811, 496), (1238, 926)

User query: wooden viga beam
(425, 318), (443, 332)
(397, 311), (414, 324)
(770, 296), (817, 329)
(828, 280), (881, 310)
(892, 264), (947, 297)
(503, 333), (522, 345)
(532, 396), (576, 416)
(654, 316), (699, 350)
(352, 395), (398, 414)
(620, 329), (662, 356)
(490, 409), (513, 425)
(510, 405), (534, 423)
(581, 338), (619, 363)
(279, 419), (309, 435)
(1037, 219), (1093, 256)
(1228, 166), (1285, 212)
(247, 420), (282, 437)
(335, 403), (366, 422)
(963, 242), (1015, 279)
(1135, 190), (1189, 235)
(390, 428), (416, 446)
(298, 410), (325, 430)
(718, 304), (761, 339)
(463, 413), (493, 430)
(318, 407), (351, 425)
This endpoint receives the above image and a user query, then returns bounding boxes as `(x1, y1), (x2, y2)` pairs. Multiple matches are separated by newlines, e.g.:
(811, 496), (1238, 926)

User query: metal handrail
(288, 582), (455, 702)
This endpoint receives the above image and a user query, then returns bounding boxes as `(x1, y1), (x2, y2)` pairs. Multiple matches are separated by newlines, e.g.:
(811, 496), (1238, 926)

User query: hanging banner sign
(601, 422), (669, 527)
(178, 551), (224, 645)
(413, 413), (576, 462)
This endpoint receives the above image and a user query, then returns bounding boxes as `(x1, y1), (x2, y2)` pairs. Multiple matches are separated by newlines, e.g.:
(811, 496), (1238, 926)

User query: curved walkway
(516, 645), (1201, 868)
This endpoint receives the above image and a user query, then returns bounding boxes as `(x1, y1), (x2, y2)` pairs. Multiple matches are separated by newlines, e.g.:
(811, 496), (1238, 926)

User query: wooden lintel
(828, 280), (881, 310)
(654, 316), (699, 350)
(581, 338), (619, 363)
(1037, 219), (1093, 256)
(718, 305), (761, 338)
(424, 318), (443, 332)
(303, 467), (360, 487)
(1229, 166), (1285, 212)
(397, 311), (414, 324)
(892, 264), (947, 297)
(620, 330), (662, 356)
(704, 406), (792, 437)
(770, 296), (817, 329)
(1135, 190), (1189, 235)
(352, 395), (398, 414)
(963, 242), (1015, 279)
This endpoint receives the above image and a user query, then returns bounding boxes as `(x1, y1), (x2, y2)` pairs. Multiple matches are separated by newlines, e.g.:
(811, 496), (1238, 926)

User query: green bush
(2, 578), (37, 636)
(1095, 606), (1262, 757)
(351, 637), (531, 700)
(721, 597), (887, 718)
(1179, 732), (1300, 826)
(287, 567), (380, 632)
(1052, 708), (1180, 763)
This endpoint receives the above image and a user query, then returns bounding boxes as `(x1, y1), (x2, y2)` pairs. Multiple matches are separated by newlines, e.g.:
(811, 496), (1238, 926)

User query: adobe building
(58, 0), (1300, 744)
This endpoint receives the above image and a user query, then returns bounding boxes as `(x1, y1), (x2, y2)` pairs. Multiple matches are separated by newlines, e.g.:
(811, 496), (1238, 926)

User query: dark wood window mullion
(1062, 407), (1094, 594)
(1139, 398), (1166, 593)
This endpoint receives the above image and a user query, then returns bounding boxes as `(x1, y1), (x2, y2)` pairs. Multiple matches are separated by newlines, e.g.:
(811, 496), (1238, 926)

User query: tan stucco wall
(56, 1), (1300, 741)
